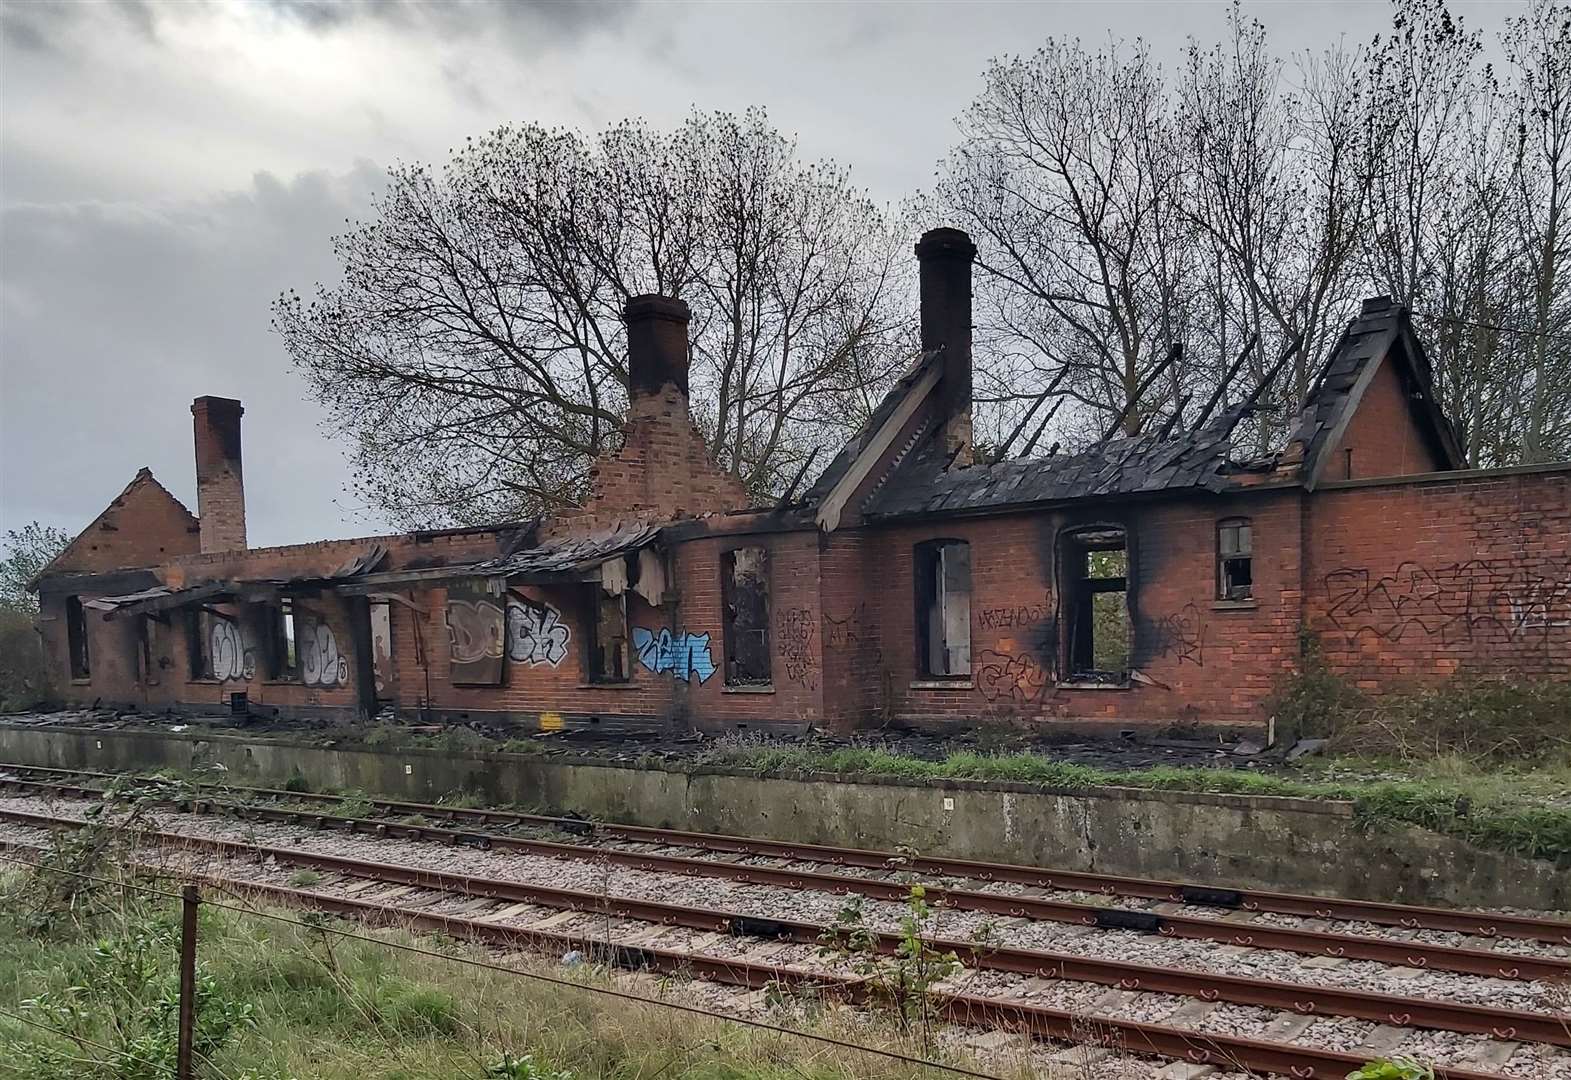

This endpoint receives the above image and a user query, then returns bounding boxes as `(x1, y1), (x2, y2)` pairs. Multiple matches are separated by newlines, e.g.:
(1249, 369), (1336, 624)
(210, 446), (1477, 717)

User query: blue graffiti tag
(632, 627), (717, 684)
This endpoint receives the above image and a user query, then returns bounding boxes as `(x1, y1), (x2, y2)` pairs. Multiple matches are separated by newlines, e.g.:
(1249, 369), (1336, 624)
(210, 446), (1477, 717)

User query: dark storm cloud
(0, 165), (389, 546)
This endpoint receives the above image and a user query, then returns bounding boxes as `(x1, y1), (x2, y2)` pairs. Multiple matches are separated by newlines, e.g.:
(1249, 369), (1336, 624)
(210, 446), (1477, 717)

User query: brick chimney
(191, 396), (246, 552)
(545, 295), (746, 535)
(625, 294), (692, 401)
(916, 227), (977, 465)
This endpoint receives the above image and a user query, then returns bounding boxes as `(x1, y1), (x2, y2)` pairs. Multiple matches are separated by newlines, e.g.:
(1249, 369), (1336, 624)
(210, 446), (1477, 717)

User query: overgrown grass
(696, 741), (1571, 863)
(0, 859), (1015, 1080)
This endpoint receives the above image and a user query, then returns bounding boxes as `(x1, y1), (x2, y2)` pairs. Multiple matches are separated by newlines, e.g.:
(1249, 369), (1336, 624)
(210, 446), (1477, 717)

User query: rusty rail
(6, 761), (1563, 945)
(0, 771), (1560, 984)
(0, 803), (1564, 1048)
(0, 831), (1514, 1080)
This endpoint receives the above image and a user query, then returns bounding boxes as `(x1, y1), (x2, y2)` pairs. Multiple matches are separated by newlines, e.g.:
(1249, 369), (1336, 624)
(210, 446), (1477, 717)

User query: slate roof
(1281, 297), (1465, 483)
(863, 404), (1255, 520)
(800, 349), (942, 505)
(342, 522), (660, 589)
(817, 297), (1467, 524)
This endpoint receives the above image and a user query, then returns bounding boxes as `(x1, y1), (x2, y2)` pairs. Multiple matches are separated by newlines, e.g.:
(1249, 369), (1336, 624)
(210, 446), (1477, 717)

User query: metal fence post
(177, 883), (198, 1080)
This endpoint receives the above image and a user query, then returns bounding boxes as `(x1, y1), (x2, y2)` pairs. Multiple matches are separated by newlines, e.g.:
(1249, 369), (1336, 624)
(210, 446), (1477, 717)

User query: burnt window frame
(1058, 525), (1131, 684)
(66, 595), (91, 680)
(187, 608), (215, 680)
(721, 545), (772, 687)
(271, 598), (299, 681)
(585, 586), (631, 684)
(914, 538), (972, 679)
(1217, 517), (1254, 601)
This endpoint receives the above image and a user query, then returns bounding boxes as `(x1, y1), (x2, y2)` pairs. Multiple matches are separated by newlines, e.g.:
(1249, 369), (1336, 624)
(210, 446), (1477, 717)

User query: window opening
(188, 610), (214, 680)
(66, 595), (90, 679)
(915, 540), (971, 677)
(722, 546), (771, 686)
(274, 598), (298, 680)
(1218, 518), (1253, 601)
(588, 588), (629, 683)
(1061, 527), (1129, 682)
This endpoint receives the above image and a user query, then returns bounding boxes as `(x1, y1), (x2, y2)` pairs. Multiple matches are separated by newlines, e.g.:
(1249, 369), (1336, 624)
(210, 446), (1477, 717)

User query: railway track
(4, 761), (1563, 947)
(0, 812), (1539, 1080)
(0, 768), (1567, 1078)
(0, 766), (1562, 984)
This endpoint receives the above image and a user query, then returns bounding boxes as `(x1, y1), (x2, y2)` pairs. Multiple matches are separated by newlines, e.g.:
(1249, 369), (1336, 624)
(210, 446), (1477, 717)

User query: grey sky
(0, 0), (1521, 548)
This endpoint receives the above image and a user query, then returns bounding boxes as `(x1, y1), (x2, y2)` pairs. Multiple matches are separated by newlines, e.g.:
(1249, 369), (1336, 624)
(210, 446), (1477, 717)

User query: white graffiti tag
(506, 598), (570, 667)
(210, 618), (255, 681)
(300, 620), (348, 687)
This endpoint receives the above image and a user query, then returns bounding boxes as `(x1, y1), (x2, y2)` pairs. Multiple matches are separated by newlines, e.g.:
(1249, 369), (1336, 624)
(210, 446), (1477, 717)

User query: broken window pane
(1218, 518), (1254, 600)
(722, 546), (771, 686)
(589, 588), (629, 683)
(1061, 527), (1129, 682)
(916, 540), (971, 677)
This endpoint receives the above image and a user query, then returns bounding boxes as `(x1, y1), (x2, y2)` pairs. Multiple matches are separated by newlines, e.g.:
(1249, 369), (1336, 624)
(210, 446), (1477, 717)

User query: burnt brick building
(31, 229), (1571, 738)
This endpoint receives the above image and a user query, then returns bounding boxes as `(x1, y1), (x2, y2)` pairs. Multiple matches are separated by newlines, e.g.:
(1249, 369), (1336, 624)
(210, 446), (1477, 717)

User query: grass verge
(693, 742), (1571, 863)
(0, 861), (1016, 1080)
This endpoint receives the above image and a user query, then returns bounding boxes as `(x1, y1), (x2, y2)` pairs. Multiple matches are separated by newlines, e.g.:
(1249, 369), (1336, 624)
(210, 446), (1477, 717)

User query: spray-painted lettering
(632, 627), (716, 683)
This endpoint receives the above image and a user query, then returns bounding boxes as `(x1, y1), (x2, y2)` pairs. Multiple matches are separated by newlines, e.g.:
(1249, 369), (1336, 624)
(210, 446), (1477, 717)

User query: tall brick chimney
(191, 396), (246, 552)
(625, 294), (691, 401)
(545, 294), (746, 535)
(916, 227), (977, 465)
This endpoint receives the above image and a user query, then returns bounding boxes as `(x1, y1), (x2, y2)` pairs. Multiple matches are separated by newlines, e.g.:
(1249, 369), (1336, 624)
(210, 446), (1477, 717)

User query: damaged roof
(801, 349), (943, 505)
(341, 522), (661, 590)
(1281, 297), (1466, 485)
(864, 404), (1255, 520)
(811, 297), (1467, 525)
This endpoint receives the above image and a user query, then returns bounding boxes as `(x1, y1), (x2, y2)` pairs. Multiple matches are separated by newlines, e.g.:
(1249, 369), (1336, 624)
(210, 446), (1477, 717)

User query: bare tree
(940, 38), (1199, 444)
(1178, 9), (1378, 450)
(273, 108), (911, 528)
(1505, 0), (1571, 462)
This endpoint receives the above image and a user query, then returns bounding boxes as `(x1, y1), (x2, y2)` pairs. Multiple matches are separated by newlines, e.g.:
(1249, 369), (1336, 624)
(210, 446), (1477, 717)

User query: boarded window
(1218, 518), (1253, 600)
(915, 540), (971, 677)
(588, 588), (629, 683)
(370, 600), (395, 697)
(722, 546), (771, 686)
(66, 595), (90, 679)
(1061, 527), (1129, 681)
(446, 580), (504, 686)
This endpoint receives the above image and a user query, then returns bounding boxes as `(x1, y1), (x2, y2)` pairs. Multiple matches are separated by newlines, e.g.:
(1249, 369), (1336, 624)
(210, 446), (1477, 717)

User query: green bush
(0, 607), (53, 712)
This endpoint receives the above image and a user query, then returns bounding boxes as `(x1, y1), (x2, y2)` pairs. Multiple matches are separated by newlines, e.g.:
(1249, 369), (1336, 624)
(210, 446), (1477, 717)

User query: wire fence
(0, 849), (1010, 1080)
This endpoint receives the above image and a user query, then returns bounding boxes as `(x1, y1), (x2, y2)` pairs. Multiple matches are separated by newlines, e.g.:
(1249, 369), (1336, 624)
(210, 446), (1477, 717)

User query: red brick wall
(48, 470), (200, 577)
(552, 386), (749, 535)
(1305, 466), (1571, 688)
(1327, 355), (1442, 480)
(859, 491), (1305, 732)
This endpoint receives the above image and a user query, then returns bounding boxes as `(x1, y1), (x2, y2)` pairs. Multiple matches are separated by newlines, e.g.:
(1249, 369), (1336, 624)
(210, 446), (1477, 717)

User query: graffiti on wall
(777, 608), (817, 685)
(300, 619), (348, 687)
(975, 648), (1051, 705)
(1323, 559), (1571, 646)
(506, 597), (570, 667)
(1150, 602), (1206, 666)
(977, 595), (1051, 630)
(632, 627), (717, 683)
(446, 599), (505, 682)
(209, 617), (255, 682)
